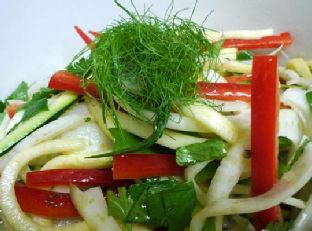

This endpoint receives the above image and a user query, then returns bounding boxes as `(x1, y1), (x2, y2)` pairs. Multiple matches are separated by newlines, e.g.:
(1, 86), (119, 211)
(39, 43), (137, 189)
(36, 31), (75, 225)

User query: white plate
(0, 0), (311, 98)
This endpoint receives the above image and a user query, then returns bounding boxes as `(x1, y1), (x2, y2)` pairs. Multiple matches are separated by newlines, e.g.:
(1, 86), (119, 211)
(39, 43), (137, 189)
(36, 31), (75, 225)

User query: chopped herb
(107, 180), (196, 231)
(0, 100), (5, 113)
(289, 138), (310, 168)
(0, 113), (5, 124)
(70, 0), (221, 155)
(176, 139), (226, 166)
(195, 160), (220, 184)
(21, 98), (48, 122)
(278, 136), (293, 177)
(237, 50), (253, 61)
(107, 187), (132, 231)
(306, 91), (312, 112)
(66, 57), (92, 78)
(19, 88), (59, 122)
(6, 81), (29, 101)
(84, 117), (91, 122)
(109, 128), (155, 154)
(265, 221), (293, 231)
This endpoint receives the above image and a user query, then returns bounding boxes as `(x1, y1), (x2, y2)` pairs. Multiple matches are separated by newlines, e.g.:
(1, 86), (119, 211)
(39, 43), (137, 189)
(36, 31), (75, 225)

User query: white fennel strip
(185, 160), (211, 206)
(206, 28), (274, 42)
(182, 104), (238, 143)
(190, 142), (312, 231)
(106, 110), (207, 149)
(0, 139), (90, 231)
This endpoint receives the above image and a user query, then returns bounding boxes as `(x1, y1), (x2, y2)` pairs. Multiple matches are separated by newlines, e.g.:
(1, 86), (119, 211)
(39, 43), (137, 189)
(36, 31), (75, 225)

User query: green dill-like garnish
(68, 1), (220, 155)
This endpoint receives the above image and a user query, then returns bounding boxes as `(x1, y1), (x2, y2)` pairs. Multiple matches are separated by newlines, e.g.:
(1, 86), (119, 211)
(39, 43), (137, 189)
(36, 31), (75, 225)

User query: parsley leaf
(109, 128), (155, 154)
(278, 136), (293, 177)
(0, 113), (5, 124)
(7, 81), (29, 101)
(20, 88), (59, 122)
(176, 139), (226, 166)
(107, 180), (197, 231)
(237, 50), (253, 61)
(0, 100), (5, 113)
(66, 57), (92, 77)
(306, 91), (312, 112)
(107, 187), (132, 231)
(289, 138), (310, 168)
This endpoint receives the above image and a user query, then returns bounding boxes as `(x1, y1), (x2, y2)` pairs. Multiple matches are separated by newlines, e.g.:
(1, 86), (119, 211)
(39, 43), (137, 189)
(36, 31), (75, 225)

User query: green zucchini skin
(0, 92), (79, 156)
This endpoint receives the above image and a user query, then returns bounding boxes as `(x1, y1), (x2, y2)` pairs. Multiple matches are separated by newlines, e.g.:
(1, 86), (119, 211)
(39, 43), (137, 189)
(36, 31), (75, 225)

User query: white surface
(0, 0), (311, 98)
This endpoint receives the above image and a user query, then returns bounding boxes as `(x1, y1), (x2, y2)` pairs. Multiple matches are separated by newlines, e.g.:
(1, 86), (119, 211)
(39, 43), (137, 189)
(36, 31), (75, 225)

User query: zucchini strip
(0, 139), (90, 231)
(0, 92), (78, 156)
(190, 142), (312, 231)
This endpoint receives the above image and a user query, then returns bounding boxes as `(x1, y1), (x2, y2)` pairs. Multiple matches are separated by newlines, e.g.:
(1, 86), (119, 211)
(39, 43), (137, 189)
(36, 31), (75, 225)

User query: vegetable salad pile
(1, 3), (312, 231)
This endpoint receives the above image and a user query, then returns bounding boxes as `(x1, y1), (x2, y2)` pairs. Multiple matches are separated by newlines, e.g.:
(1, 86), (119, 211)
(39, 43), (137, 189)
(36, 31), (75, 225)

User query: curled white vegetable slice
(0, 139), (90, 231)
(291, 194), (312, 231)
(0, 114), (85, 172)
(182, 104), (238, 143)
(106, 110), (206, 149)
(70, 185), (121, 231)
(190, 142), (312, 231)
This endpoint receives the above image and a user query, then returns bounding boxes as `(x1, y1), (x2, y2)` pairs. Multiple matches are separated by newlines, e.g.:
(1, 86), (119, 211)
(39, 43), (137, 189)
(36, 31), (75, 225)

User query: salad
(1, 2), (312, 231)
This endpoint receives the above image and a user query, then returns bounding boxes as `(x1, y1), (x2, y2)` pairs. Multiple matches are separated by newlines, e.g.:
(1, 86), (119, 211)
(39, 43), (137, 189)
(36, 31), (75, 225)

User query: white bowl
(0, 0), (310, 98)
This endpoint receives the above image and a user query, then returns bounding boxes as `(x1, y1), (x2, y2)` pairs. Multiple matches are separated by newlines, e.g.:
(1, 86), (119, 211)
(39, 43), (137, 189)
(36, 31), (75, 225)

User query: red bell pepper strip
(26, 169), (133, 188)
(113, 154), (184, 180)
(224, 74), (252, 84)
(74, 25), (93, 45)
(6, 102), (23, 118)
(88, 30), (100, 37)
(223, 32), (292, 50)
(48, 70), (98, 98)
(198, 82), (251, 102)
(251, 55), (282, 229)
(15, 184), (79, 218)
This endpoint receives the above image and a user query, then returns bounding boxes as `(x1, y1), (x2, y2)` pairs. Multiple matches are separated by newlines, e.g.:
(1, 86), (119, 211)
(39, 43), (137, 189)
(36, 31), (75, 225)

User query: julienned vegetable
(1, 1), (311, 230)
(223, 32), (292, 50)
(15, 184), (79, 218)
(251, 55), (281, 229)
(26, 169), (132, 187)
(113, 154), (184, 179)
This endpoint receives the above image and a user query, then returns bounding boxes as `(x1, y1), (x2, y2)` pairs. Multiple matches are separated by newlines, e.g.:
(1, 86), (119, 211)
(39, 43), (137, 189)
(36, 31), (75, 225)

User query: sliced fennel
(278, 109), (302, 148)
(206, 28), (273, 42)
(287, 58), (312, 79)
(190, 142), (312, 231)
(41, 152), (113, 170)
(70, 185), (121, 231)
(0, 139), (89, 231)
(0, 113), (86, 172)
(106, 110), (207, 149)
(182, 104), (238, 143)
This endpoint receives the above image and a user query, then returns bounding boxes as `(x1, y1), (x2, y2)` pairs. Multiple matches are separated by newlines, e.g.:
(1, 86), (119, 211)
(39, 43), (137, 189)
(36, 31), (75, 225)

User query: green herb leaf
(289, 138), (310, 168)
(66, 57), (92, 78)
(21, 98), (48, 121)
(237, 50), (253, 61)
(0, 113), (5, 124)
(306, 91), (312, 112)
(0, 100), (5, 113)
(107, 187), (132, 231)
(109, 128), (155, 154)
(176, 139), (226, 166)
(265, 221), (293, 231)
(117, 180), (196, 231)
(7, 81), (29, 101)
(19, 88), (58, 122)
(278, 136), (293, 177)
(195, 160), (220, 184)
